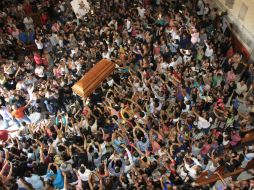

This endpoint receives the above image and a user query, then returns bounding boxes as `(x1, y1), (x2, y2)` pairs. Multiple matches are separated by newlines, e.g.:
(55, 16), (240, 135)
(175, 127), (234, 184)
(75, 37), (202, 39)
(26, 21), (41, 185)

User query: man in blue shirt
(134, 125), (150, 153)
(46, 163), (64, 189)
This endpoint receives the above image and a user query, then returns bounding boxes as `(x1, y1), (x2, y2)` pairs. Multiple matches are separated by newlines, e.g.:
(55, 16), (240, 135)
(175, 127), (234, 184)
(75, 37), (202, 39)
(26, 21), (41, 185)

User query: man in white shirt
(49, 33), (58, 47)
(78, 164), (91, 189)
(75, 0), (90, 19)
(183, 157), (201, 179)
(169, 57), (178, 68)
(196, 0), (205, 17)
(137, 6), (145, 18)
(102, 50), (110, 60)
(241, 148), (254, 168)
(235, 81), (247, 95)
(35, 65), (45, 78)
(24, 171), (44, 190)
(35, 38), (44, 53)
(180, 49), (192, 63)
(123, 146), (134, 173)
(191, 30), (200, 45)
(23, 16), (34, 31)
(125, 17), (132, 34)
(204, 40), (213, 60)
(203, 3), (210, 16)
(175, 54), (183, 65)
(108, 19), (118, 30)
(160, 62), (169, 72)
(193, 108), (212, 134)
(197, 116), (211, 130)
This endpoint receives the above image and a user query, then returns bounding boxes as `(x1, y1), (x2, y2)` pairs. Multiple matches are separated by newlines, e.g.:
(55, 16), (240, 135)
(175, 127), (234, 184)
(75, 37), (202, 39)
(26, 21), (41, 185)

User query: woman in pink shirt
(53, 65), (62, 78)
(230, 131), (241, 146)
(153, 42), (160, 57)
(51, 21), (61, 32)
(226, 69), (236, 83)
(131, 27), (137, 37)
(191, 29), (200, 44)
(149, 129), (163, 153)
(201, 139), (212, 156)
(11, 27), (20, 39)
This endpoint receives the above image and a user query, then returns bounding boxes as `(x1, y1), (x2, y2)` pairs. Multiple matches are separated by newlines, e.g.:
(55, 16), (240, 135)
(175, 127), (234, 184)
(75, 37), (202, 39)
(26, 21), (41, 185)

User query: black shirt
(4, 78), (17, 91)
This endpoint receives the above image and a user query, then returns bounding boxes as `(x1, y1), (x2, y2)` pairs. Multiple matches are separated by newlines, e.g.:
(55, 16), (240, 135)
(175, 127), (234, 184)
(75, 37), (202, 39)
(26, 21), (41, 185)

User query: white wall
(208, 0), (254, 60)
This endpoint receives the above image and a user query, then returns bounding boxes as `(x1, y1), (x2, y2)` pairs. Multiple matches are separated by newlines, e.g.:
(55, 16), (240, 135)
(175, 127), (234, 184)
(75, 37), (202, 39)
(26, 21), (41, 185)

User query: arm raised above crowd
(39, 145), (45, 163)
(94, 142), (102, 155)
(122, 144), (134, 167)
(116, 130), (128, 142)
(48, 143), (54, 155)
(213, 107), (226, 121)
(6, 162), (12, 181)
(73, 109), (81, 119)
(191, 107), (200, 118)
(14, 66), (21, 78)
(130, 143), (145, 157)
(134, 125), (147, 136)
(24, 99), (33, 109)
(166, 151), (175, 163)
(62, 172), (68, 190)
(4, 148), (9, 161)
(0, 160), (9, 176)
(149, 128), (162, 140)
(126, 98), (143, 111)
(183, 157), (195, 174)
(88, 171), (103, 190)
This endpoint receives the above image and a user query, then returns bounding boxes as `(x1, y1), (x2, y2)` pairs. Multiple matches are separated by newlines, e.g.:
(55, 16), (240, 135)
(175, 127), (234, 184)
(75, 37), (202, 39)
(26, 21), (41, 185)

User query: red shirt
(0, 130), (9, 142)
(23, 3), (32, 15)
(153, 46), (160, 55)
(168, 160), (176, 174)
(41, 14), (48, 25)
(12, 106), (26, 119)
(173, 71), (181, 81)
(42, 56), (49, 66)
(34, 54), (43, 65)
(201, 143), (211, 155)
(226, 49), (234, 58)
(144, 0), (150, 6)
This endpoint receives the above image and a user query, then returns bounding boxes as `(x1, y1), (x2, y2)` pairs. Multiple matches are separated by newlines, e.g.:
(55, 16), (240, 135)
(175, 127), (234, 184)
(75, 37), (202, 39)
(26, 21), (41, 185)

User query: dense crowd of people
(0, 0), (254, 190)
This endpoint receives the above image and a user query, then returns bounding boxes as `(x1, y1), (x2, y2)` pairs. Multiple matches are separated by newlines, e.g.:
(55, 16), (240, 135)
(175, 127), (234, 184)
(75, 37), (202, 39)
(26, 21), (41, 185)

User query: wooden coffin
(196, 160), (254, 186)
(72, 59), (115, 98)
